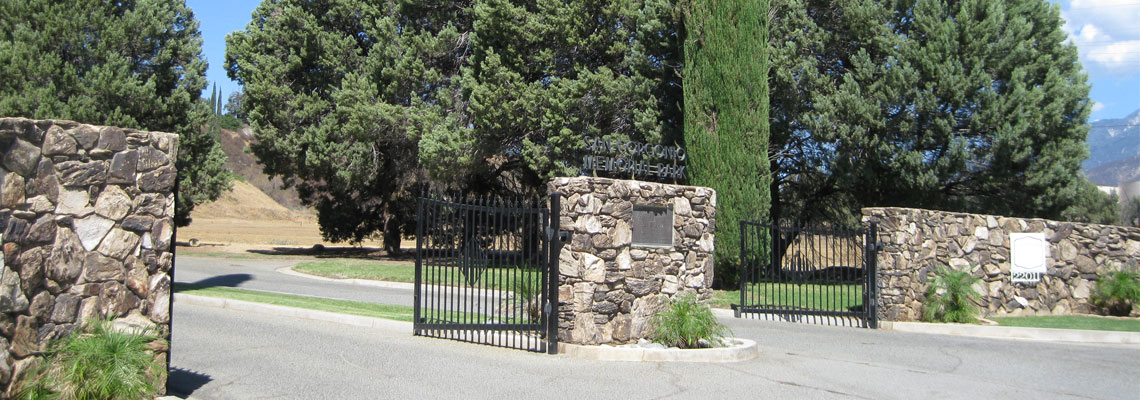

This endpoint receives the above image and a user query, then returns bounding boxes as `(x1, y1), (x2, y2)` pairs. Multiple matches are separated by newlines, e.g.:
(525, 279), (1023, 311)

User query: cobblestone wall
(0, 118), (176, 394)
(550, 177), (716, 345)
(863, 207), (1140, 321)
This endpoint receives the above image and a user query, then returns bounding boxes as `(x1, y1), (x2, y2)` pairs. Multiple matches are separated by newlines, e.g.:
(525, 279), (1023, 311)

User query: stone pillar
(1, 118), (177, 395)
(863, 207), (1140, 321)
(549, 177), (716, 345)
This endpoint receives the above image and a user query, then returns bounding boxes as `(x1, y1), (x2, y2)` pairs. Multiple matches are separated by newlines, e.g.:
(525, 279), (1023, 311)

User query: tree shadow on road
(246, 246), (415, 262)
(167, 366), (213, 398)
(179, 274), (254, 289)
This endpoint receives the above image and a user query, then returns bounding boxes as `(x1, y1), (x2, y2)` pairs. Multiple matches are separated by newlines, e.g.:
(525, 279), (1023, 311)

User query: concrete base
(560, 339), (758, 362)
(882, 321), (1140, 344)
(731, 312), (867, 328)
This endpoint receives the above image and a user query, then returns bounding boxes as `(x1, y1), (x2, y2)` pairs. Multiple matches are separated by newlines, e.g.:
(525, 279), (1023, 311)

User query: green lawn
(294, 259), (416, 282)
(295, 259), (541, 292)
(177, 251), (311, 260)
(712, 282), (864, 311)
(991, 316), (1140, 332)
(174, 283), (519, 324)
(174, 283), (416, 321)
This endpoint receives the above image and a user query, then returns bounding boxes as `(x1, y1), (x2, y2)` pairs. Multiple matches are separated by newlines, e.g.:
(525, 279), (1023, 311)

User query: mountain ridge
(1083, 108), (1140, 186)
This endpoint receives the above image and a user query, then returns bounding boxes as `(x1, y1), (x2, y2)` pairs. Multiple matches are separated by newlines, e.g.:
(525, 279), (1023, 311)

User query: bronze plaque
(632, 204), (673, 247)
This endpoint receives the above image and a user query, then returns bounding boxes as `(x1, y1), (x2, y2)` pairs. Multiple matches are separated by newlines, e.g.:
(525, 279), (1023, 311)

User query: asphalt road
(169, 301), (1140, 400)
(173, 256), (415, 306)
(170, 255), (1140, 399)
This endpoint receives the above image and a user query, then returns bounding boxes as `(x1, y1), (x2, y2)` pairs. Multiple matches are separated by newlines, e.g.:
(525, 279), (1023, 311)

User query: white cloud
(1091, 101), (1106, 113)
(1062, 1), (1140, 73)
(1085, 40), (1140, 70)
(1072, 24), (1109, 43)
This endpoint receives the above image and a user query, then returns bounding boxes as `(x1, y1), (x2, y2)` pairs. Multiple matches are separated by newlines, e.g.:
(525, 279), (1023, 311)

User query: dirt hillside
(219, 126), (306, 209)
(191, 180), (312, 222)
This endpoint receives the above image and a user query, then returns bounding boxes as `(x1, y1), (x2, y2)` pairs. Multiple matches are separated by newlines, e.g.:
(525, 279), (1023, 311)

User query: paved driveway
(170, 300), (1140, 400)
(174, 256), (414, 306)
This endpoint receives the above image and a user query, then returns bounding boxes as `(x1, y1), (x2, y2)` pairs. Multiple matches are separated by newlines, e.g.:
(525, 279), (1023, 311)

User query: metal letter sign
(1010, 233), (1047, 283)
(581, 137), (686, 181)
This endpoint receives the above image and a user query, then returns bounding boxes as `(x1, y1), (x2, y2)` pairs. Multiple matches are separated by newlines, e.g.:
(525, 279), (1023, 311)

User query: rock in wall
(0, 118), (176, 395)
(863, 207), (1140, 321)
(550, 177), (716, 345)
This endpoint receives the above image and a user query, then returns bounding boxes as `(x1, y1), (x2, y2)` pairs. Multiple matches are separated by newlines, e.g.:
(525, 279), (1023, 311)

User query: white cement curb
(173, 293), (414, 333)
(711, 308), (736, 319)
(881, 321), (1140, 345)
(560, 339), (758, 362)
(276, 266), (417, 290)
(279, 267), (517, 298)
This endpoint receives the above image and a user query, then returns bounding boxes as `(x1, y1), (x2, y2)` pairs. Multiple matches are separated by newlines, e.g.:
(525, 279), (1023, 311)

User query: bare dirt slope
(178, 125), (417, 255)
(191, 180), (308, 222)
(219, 127), (306, 209)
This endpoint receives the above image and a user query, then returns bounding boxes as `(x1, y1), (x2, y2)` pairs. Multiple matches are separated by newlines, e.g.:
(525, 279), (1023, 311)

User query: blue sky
(186, 0), (262, 104)
(187, 0), (1140, 121)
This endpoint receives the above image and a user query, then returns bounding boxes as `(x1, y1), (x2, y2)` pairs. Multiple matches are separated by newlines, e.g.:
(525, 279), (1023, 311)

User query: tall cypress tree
(683, 0), (771, 287)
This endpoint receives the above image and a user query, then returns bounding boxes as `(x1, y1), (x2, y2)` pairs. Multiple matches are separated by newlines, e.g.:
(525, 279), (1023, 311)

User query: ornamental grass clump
(1093, 267), (1140, 317)
(650, 294), (732, 349)
(15, 319), (166, 400)
(921, 266), (981, 323)
(511, 265), (542, 323)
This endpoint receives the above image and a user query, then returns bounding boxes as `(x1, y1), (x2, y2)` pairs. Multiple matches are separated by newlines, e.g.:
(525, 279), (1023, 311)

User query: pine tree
(0, 0), (232, 227)
(226, 0), (685, 248)
(683, 0), (771, 287)
(767, 0), (1112, 225)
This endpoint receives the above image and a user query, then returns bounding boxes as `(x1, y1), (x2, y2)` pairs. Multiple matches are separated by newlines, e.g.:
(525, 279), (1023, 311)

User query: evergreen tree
(767, 0), (1111, 225)
(684, 0), (771, 286)
(225, 89), (248, 123)
(226, 0), (684, 249)
(0, 0), (231, 227)
(225, 1), (452, 251)
(422, 0), (684, 191)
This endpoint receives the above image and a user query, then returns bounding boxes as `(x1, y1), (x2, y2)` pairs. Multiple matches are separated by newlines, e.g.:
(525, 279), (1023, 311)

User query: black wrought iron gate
(735, 221), (879, 328)
(414, 194), (561, 353)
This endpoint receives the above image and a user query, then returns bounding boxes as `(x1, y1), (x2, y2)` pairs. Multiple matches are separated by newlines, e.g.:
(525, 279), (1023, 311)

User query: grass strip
(712, 282), (863, 311)
(173, 283), (415, 322)
(990, 315), (1140, 332)
(294, 259), (415, 282)
(294, 260), (539, 293)
(175, 251), (309, 260)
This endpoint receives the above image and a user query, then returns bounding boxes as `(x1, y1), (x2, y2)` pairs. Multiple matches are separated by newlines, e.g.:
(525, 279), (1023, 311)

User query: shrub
(219, 114), (244, 130)
(15, 319), (166, 400)
(921, 266), (981, 323)
(650, 294), (732, 349)
(511, 265), (542, 323)
(1093, 268), (1140, 317)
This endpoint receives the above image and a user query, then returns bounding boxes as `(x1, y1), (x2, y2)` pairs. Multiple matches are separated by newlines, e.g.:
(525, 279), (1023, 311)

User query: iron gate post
(864, 222), (879, 329)
(413, 197), (424, 335)
(737, 221), (747, 318)
(545, 192), (561, 354)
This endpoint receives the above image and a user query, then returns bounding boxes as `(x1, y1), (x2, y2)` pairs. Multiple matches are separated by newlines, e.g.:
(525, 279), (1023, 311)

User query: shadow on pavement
(181, 273), (254, 289)
(246, 246), (415, 262)
(167, 366), (212, 397)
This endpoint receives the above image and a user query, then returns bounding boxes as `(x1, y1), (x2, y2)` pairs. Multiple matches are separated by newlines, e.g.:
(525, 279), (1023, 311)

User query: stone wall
(0, 118), (176, 394)
(863, 207), (1140, 321)
(550, 177), (716, 345)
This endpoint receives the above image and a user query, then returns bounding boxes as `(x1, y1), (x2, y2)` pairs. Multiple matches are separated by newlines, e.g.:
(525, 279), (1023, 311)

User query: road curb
(173, 293), (414, 333)
(880, 321), (1140, 344)
(561, 339), (758, 362)
(276, 266), (418, 290)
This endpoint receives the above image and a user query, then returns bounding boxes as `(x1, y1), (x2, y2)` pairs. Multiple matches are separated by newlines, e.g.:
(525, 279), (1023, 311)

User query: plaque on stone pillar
(632, 204), (673, 247)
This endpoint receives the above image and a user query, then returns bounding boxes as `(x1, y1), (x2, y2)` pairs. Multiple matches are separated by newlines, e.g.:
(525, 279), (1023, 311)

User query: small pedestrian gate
(735, 221), (879, 328)
(414, 194), (561, 353)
